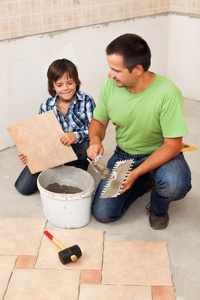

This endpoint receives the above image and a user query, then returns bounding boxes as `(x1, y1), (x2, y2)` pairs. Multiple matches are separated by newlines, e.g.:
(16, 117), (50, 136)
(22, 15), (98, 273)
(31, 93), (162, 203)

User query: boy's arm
(18, 153), (27, 164)
(72, 96), (96, 143)
(87, 117), (109, 161)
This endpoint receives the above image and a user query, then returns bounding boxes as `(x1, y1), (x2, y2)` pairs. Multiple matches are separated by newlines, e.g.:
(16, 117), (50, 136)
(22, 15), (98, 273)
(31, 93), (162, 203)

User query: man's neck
(127, 72), (155, 94)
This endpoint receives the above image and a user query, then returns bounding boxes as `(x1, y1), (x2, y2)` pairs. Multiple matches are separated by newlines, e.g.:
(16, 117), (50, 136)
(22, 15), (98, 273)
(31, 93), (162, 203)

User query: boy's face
(53, 73), (77, 103)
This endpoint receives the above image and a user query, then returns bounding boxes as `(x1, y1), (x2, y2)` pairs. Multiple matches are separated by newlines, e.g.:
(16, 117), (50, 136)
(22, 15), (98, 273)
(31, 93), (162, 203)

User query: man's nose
(108, 70), (114, 78)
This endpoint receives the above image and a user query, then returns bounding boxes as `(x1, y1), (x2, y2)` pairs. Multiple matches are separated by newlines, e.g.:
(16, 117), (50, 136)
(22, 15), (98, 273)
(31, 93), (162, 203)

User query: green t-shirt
(94, 73), (188, 155)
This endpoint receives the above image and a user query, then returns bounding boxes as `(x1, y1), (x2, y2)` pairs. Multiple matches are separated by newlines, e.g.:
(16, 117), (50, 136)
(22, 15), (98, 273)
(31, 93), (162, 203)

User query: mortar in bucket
(37, 165), (95, 228)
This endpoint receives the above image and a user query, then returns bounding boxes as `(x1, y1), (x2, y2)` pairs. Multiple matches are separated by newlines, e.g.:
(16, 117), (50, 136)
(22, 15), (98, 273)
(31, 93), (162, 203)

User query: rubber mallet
(44, 230), (82, 264)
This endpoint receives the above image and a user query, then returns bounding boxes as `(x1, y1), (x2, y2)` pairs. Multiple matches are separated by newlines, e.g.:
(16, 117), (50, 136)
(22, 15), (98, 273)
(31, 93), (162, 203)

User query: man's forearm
(87, 117), (109, 159)
(121, 137), (183, 193)
(89, 118), (108, 145)
(134, 138), (183, 178)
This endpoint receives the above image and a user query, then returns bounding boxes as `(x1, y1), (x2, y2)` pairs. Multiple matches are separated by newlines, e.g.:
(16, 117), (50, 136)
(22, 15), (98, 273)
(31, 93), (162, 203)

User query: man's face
(106, 54), (138, 89)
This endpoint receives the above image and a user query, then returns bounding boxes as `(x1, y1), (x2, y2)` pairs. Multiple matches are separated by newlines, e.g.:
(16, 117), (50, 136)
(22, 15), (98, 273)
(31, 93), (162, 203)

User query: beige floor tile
(15, 255), (37, 268)
(4, 269), (80, 300)
(102, 241), (173, 286)
(79, 284), (152, 300)
(36, 229), (104, 269)
(0, 256), (17, 299)
(152, 286), (175, 300)
(0, 219), (46, 255)
(81, 269), (102, 284)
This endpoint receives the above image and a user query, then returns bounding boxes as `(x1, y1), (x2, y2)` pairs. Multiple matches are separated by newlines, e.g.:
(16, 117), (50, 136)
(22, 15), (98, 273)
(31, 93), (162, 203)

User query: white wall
(0, 13), (199, 150)
(167, 14), (200, 101)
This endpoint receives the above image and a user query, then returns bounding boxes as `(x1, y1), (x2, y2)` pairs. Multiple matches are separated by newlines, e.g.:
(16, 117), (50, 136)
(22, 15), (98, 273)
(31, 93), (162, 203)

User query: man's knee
(92, 198), (122, 223)
(156, 175), (191, 200)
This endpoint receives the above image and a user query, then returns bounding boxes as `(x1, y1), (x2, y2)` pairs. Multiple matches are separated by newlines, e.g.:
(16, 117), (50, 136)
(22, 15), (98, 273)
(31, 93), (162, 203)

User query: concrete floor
(0, 98), (199, 300)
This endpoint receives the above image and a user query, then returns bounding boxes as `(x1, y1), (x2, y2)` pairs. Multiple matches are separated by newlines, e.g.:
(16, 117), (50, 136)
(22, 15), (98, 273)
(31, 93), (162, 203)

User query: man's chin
(115, 81), (123, 87)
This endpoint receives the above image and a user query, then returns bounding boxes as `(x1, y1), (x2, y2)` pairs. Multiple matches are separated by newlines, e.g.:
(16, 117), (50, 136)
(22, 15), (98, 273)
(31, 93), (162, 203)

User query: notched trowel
(100, 159), (134, 198)
(87, 155), (110, 179)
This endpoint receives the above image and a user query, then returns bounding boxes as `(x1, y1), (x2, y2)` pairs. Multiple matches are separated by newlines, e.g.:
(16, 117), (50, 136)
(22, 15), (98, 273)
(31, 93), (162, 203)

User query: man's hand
(87, 142), (104, 161)
(120, 169), (138, 194)
(60, 132), (77, 145)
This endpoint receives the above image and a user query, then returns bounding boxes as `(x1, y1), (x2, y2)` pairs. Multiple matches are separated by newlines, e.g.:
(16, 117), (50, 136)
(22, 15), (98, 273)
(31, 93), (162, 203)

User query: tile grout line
(100, 230), (106, 284)
(77, 269), (82, 300)
(34, 219), (48, 269)
(2, 256), (18, 300)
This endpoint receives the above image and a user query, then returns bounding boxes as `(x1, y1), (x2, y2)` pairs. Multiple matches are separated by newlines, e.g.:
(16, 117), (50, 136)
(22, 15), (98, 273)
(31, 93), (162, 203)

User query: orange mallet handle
(44, 230), (65, 250)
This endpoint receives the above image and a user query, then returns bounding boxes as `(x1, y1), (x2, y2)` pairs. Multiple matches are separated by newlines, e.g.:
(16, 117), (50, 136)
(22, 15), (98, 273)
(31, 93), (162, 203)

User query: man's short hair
(106, 33), (151, 72)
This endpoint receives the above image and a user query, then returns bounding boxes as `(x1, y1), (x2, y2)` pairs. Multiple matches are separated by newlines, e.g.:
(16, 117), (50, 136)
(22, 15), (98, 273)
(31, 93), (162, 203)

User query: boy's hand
(60, 132), (77, 145)
(18, 153), (27, 165)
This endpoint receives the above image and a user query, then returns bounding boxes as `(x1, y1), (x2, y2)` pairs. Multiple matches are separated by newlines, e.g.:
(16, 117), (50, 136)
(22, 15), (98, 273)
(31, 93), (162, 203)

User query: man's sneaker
(146, 203), (169, 230)
(149, 212), (169, 230)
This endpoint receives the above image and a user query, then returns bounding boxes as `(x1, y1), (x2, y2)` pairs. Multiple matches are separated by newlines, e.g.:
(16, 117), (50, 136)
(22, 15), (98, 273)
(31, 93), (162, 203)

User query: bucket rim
(37, 167), (95, 201)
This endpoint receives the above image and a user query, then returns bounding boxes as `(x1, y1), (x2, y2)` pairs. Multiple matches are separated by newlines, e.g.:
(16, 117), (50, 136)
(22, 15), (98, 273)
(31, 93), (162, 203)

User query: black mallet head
(44, 231), (82, 265)
(58, 244), (82, 264)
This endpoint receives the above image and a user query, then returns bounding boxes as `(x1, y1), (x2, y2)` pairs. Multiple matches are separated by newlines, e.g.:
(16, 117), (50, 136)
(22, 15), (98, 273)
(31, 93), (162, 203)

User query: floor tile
(79, 284), (152, 300)
(4, 269), (80, 300)
(15, 255), (37, 268)
(102, 241), (173, 286)
(36, 229), (104, 269)
(152, 286), (175, 300)
(0, 219), (46, 255)
(0, 256), (17, 299)
(81, 270), (102, 284)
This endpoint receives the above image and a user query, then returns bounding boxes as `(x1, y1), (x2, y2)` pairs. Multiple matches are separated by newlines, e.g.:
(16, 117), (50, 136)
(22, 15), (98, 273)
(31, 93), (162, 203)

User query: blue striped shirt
(39, 91), (95, 143)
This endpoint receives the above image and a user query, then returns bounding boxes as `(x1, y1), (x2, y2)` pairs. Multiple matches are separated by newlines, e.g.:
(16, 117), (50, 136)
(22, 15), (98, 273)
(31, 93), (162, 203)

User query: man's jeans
(92, 146), (191, 223)
(15, 140), (89, 195)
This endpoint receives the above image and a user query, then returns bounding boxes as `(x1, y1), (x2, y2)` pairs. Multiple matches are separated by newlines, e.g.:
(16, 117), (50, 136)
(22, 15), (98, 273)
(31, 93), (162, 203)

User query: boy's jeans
(92, 146), (191, 223)
(15, 140), (89, 195)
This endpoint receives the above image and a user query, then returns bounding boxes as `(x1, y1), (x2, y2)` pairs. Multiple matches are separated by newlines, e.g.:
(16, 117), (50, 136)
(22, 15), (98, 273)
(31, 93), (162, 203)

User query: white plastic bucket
(37, 166), (95, 228)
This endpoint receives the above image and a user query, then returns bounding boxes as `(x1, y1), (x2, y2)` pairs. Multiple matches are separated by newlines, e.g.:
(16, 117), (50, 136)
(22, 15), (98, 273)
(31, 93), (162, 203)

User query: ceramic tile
(0, 256), (17, 299)
(81, 269), (101, 284)
(15, 255), (37, 269)
(4, 269), (80, 300)
(102, 241), (173, 286)
(7, 111), (77, 173)
(0, 218), (46, 255)
(152, 286), (175, 300)
(36, 229), (104, 269)
(79, 284), (152, 300)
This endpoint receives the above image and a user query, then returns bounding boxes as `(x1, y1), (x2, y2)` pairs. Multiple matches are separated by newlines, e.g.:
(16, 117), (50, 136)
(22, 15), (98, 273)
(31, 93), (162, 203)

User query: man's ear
(134, 65), (144, 76)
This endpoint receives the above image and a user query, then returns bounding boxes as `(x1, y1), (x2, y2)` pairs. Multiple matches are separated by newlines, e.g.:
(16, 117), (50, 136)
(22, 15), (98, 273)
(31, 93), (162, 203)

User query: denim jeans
(15, 140), (89, 195)
(92, 146), (191, 222)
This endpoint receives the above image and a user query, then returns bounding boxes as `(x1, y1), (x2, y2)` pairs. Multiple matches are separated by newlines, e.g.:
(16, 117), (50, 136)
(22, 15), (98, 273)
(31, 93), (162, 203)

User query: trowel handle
(44, 230), (65, 251)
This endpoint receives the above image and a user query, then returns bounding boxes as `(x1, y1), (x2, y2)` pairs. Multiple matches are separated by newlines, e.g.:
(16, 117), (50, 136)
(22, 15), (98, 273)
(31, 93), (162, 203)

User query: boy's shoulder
(41, 95), (56, 106)
(76, 91), (94, 102)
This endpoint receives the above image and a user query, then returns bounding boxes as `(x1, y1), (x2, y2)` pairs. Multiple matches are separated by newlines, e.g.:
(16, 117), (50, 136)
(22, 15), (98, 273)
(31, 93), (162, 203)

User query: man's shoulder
(155, 73), (178, 89)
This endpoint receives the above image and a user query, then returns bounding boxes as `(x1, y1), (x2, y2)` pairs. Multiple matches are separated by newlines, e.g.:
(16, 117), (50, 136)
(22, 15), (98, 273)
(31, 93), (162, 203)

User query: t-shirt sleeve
(160, 86), (188, 138)
(93, 80), (110, 122)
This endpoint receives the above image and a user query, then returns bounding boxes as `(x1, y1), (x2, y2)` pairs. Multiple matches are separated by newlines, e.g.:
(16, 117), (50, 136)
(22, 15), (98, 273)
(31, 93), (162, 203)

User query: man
(87, 33), (191, 229)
